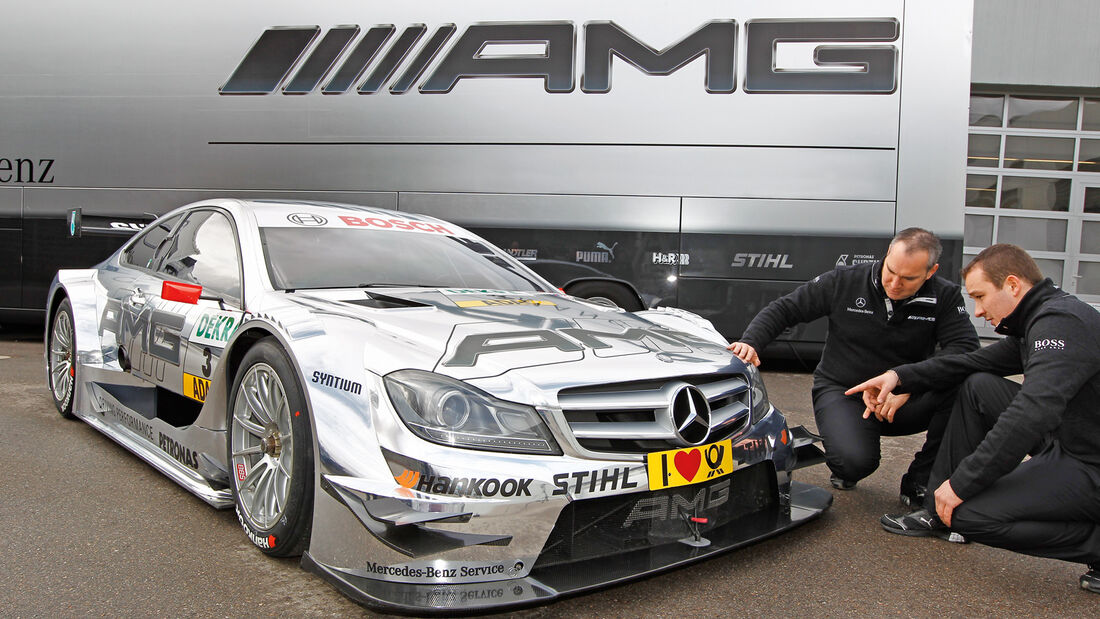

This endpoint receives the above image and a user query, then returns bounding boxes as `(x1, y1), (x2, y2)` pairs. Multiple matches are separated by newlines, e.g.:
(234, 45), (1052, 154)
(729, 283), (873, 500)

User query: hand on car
(726, 341), (760, 367)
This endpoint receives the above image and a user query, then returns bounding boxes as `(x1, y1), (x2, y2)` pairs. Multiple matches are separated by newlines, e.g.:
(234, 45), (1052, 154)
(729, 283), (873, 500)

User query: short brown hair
(962, 244), (1043, 287)
(889, 227), (942, 269)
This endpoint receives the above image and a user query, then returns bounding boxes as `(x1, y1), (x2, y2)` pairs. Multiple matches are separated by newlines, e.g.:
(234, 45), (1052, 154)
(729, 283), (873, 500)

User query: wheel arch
(561, 277), (646, 311)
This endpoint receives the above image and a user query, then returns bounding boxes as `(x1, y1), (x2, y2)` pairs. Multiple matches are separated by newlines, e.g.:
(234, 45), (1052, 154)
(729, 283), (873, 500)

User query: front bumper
(302, 409), (831, 613)
(303, 478), (830, 614)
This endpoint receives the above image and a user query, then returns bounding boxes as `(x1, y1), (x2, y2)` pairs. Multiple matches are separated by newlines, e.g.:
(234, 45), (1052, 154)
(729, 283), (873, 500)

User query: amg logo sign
(221, 19), (898, 95)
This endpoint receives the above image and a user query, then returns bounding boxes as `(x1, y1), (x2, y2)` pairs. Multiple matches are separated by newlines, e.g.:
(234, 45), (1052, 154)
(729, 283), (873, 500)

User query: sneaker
(880, 508), (967, 544)
(1081, 565), (1100, 593)
(899, 476), (928, 508)
(830, 474), (857, 491)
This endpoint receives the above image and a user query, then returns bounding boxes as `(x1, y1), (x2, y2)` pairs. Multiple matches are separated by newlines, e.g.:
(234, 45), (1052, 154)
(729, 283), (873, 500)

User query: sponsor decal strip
(396, 470), (534, 498)
(183, 372), (210, 403)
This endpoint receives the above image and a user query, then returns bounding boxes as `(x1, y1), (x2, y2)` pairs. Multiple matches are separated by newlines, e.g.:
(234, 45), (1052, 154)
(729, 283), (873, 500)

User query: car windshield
(259, 227), (552, 292)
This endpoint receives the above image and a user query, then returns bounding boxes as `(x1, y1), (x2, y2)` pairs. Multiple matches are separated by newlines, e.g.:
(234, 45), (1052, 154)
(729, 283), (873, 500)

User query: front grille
(534, 462), (777, 569)
(557, 373), (751, 454)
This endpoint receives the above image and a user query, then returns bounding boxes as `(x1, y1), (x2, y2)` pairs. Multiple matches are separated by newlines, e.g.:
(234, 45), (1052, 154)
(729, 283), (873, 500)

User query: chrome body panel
(47, 199), (830, 613)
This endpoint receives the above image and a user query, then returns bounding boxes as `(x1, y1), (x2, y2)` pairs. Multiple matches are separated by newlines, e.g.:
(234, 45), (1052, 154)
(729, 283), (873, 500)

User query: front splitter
(301, 481), (832, 615)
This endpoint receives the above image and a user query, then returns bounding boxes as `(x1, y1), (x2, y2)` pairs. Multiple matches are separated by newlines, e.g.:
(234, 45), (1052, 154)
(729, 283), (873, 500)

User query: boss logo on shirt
(1033, 339), (1066, 352)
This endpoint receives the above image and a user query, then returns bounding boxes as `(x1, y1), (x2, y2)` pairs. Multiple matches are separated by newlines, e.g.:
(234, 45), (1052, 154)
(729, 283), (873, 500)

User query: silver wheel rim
(231, 362), (294, 530)
(49, 310), (74, 405)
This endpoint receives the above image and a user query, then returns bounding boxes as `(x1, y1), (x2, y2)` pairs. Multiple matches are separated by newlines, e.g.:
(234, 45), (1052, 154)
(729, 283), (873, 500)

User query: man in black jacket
(729, 228), (979, 506)
(847, 244), (1100, 593)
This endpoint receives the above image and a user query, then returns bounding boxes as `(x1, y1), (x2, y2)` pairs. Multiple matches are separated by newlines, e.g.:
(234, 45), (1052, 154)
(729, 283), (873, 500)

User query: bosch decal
(338, 215), (453, 234)
(222, 19), (898, 95)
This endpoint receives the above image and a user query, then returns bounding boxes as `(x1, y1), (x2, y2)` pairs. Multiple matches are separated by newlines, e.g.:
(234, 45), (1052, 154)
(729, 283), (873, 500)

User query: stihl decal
(222, 19), (898, 95)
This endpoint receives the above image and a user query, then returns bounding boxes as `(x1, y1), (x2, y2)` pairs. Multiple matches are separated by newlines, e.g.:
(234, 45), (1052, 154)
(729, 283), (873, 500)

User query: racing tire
(227, 339), (314, 558)
(47, 298), (77, 419)
(567, 281), (643, 311)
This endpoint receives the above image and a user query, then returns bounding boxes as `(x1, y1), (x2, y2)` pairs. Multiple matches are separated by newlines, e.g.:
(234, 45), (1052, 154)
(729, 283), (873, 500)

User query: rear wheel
(48, 299), (77, 419)
(567, 281), (643, 311)
(228, 339), (313, 557)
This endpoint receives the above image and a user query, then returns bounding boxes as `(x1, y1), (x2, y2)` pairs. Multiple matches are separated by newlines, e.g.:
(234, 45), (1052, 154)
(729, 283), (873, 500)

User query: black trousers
(927, 372), (1100, 566)
(812, 381), (958, 484)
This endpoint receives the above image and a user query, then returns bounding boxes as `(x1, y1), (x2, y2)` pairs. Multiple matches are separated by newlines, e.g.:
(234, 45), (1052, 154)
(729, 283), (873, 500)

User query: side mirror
(162, 280), (202, 304)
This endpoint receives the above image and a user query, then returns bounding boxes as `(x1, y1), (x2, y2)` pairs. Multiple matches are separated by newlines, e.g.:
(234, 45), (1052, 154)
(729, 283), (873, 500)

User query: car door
(147, 208), (246, 405)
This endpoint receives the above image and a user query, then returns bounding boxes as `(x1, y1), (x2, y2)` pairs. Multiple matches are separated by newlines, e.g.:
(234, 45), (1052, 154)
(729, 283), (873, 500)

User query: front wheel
(228, 339), (313, 557)
(567, 281), (644, 311)
(48, 298), (77, 419)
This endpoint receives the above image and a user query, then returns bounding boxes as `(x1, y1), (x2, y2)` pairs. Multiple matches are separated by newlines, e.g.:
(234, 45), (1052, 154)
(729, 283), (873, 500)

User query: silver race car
(46, 199), (830, 613)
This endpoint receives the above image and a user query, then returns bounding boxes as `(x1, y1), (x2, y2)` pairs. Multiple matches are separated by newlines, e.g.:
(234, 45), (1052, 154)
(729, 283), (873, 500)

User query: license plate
(646, 439), (735, 490)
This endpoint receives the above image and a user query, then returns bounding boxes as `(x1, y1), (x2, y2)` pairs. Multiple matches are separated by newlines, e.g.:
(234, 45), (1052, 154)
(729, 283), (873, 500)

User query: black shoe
(899, 476), (928, 508)
(830, 474), (857, 491)
(880, 508), (967, 544)
(1081, 565), (1100, 593)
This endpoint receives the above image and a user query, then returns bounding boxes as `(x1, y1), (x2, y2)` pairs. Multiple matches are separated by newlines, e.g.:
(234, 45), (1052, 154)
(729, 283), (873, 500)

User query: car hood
(286, 287), (742, 390)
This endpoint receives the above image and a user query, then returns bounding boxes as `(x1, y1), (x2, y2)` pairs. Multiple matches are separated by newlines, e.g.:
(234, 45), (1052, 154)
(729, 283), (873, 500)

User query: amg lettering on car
(552, 467), (638, 496)
(623, 478), (731, 527)
(443, 326), (726, 367)
(311, 371), (363, 395)
(221, 19), (898, 95)
(100, 297), (187, 378)
(158, 432), (199, 470)
(407, 473), (534, 498)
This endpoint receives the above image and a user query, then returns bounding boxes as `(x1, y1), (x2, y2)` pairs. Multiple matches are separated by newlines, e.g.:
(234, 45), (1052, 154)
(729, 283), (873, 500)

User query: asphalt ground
(2, 324), (1095, 618)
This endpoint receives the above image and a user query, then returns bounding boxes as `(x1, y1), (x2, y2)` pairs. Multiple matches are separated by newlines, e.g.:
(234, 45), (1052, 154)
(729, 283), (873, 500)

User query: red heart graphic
(674, 449), (702, 481)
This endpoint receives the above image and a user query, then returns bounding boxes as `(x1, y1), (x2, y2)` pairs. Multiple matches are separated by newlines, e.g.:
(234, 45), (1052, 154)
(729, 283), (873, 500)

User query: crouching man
(729, 228), (978, 506)
(847, 244), (1100, 593)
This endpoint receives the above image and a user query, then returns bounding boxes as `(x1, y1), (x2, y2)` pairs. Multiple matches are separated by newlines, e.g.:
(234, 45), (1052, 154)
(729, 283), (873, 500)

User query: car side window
(121, 214), (182, 270)
(156, 210), (243, 304)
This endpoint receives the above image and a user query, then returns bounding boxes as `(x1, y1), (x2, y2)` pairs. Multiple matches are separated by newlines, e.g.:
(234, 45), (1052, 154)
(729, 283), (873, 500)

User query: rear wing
(68, 208), (156, 238)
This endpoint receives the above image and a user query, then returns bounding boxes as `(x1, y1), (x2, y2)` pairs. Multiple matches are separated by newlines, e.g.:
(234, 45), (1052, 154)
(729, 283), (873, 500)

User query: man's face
(964, 267), (1021, 327)
(881, 242), (937, 301)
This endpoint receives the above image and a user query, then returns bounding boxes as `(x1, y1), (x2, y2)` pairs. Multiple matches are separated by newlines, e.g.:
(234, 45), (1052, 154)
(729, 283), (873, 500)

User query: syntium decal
(221, 19), (898, 95)
(442, 325), (726, 367)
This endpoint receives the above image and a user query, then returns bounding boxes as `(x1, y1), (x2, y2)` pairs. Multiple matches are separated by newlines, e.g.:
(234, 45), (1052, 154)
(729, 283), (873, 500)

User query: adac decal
(237, 509), (276, 549)
(396, 470), (533, 498)
(312, 371), (363, 395)
(647, 439), (734, 490)
(158, 432), (199, 470)
(551, 466), (638, 496)
(183, 372), (210, 403)
(623, 478), (731, 527)
(454, 298), (556, 308)
(190, 310), (239, 347)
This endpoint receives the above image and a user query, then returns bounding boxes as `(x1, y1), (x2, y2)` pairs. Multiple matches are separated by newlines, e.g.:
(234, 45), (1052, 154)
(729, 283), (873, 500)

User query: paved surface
(1, 325), (1095, 618)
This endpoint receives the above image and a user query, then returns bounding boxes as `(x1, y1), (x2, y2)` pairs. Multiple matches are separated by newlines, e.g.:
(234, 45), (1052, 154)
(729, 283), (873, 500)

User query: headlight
(744, 364), (771, 425)
(384, 369), (562, 455)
